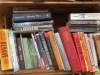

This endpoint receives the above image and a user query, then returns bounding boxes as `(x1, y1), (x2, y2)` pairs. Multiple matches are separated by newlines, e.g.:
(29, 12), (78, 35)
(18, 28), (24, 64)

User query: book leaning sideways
(0, 29), (13, 70)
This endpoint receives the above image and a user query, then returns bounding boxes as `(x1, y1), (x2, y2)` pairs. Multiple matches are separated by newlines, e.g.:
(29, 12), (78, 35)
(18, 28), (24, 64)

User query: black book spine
(13, 12), (51, 22)
(44, 32), (59, 70)
(16, 38), (25, 70)
(36, 34), (49, 70)
(39, 31), (54, 69)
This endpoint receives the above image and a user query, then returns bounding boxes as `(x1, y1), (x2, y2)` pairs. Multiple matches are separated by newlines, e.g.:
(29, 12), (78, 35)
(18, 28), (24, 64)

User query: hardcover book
(58, 26), (82, 72)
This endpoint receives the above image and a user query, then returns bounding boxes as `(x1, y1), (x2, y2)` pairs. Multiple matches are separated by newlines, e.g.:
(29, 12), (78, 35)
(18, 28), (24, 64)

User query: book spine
(8, 32), (20, 72)
(84, 34), (96, 72)
(58, 26), (82, 72)
(34, 32), (44, 70)
(48, 31), (63, 70)
(54, 33), (71, 71)
(16, 38), (25, 70)
(81, 32), (93, 72)
(13, 12), (51, 22)
(39, 32), (53, 69)
(88, 34), (99, 71)
(72, 33), (87, 71)
(78, 32), (89, 71)
(44, 32), (58, 70)
(13, 25), (53, 31)
(13, 20), (54, 27)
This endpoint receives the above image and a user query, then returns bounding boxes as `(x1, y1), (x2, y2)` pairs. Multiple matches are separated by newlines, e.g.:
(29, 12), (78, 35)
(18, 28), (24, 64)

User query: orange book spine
(81, 32), (93, 72)
(48, 31), (63, 70)
(0, 29), (10, 70)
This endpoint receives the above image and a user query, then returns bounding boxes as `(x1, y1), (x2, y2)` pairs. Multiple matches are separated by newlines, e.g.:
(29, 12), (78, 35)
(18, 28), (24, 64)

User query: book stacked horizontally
(12, 7), (53, 31)
(69, 13), (100, 32)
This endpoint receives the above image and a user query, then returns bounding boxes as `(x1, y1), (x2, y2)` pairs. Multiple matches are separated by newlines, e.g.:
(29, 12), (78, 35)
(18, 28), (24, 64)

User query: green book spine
(22, 38), (32, 69)
(28, 38), (40, 68)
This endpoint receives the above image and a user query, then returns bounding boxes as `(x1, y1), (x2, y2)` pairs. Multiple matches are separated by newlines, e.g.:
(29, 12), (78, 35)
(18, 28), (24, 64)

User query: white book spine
(84, 34), (96, 72)
(54, 33), (71, 71)
(71, 13), (100, 20)
(88, 34), (99, 71)
(8, 32), (20, 72)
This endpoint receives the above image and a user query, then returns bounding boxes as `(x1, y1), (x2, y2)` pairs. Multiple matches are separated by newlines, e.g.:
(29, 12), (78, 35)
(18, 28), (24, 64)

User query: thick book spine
(81, 32), (93, 72)
(13, 20), (54, 27)
(88, 34), (99, 71)
(58, 26), (82, 72)
(44, 32), (59, 70)
(84, 34), (96, 72)
(34, 32), (44, 69)
(39, 32), (53, 69)
(13, 25), (53, 31)
(72, 33), (87, 72)
(8, 32), (20, 72)
(16, 38), (25, 70)
(48, 31), (63, 70)
(13, 12), (51, 22)
(54, 33), (71, 71)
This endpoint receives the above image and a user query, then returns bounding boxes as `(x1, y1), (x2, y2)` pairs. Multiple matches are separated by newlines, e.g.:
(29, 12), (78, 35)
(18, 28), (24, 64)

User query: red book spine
(58, 26), (82, 72)
(72, 33), (87, 71)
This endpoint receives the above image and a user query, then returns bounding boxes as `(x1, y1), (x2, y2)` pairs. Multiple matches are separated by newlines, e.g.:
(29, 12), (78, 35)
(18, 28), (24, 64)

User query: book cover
(58, 26), (82, 72)
(39, 31), (53, 69)
(27, 38), (40, 68)
(16, 38), (25, 70)
(8, 32), (20, 72)
(22, 38), (32, 69)
(44, 32), (58, 70)
(13, 12), (51, 22)
(72, 33), (87, 72)
(54, 33), (71, 71)
(48, 31), (63, 70)
(81, 32), (93, 72)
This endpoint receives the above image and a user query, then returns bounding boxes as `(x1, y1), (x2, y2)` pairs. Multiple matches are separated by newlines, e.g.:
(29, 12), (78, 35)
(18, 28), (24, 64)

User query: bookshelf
(0, 1), (99, 75)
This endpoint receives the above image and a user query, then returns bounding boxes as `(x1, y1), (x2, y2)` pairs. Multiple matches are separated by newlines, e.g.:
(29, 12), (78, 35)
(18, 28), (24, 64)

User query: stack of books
(12, 7), (53, 31)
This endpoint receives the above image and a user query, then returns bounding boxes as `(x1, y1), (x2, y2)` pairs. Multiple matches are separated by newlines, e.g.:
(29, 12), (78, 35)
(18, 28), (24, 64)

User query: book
(16, 38), (25, 70)
(44, 32), (58, 70)
(71, 13), (100, 20)
(80, 32), (93, 72)
(8, 32), (20, 72)
(84, 34), (96, 72)
(36, 34), (49, 70)
(72, 33), (87, 71)
(0, 30), (13, 70)
(13, 12), (51, 22)
(48, 31), (63, 70)
(13, 20), (54, 28)
(13, 25), (53, 31)
(27, 38), (40, 68)
(39, 31), (53, 69)
(88, 34), (99, 71)
(22, 38), (32, 69)
(54, 33), (71, 71)
(58, 26), (81, 72)
(95, 69), (100, 75)
(70, 29), (100, 32)
(33, 32), (44, 69)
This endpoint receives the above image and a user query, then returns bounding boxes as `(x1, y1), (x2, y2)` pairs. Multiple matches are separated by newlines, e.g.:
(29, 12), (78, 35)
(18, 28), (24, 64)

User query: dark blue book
(13, 12), (51, 22)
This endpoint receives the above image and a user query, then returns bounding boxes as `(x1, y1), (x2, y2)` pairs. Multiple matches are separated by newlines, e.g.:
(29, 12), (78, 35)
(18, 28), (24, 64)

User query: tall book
(88, 34), (99, 71)
(44, 32), (58, 70)
(8, 32), (20, 72)
(0, 30), (13, 70)
(27, 38), (40, 68)
(80, 32), (93, 72)
(16, 38), (25, 70)
(39, 31), (54, 69)
(72, 33), (87, 72)
(22, 38), (32, 69)
(48, 31), (63, 70)
(58, 26), (82, 72)
(54, 33), (71, 71)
